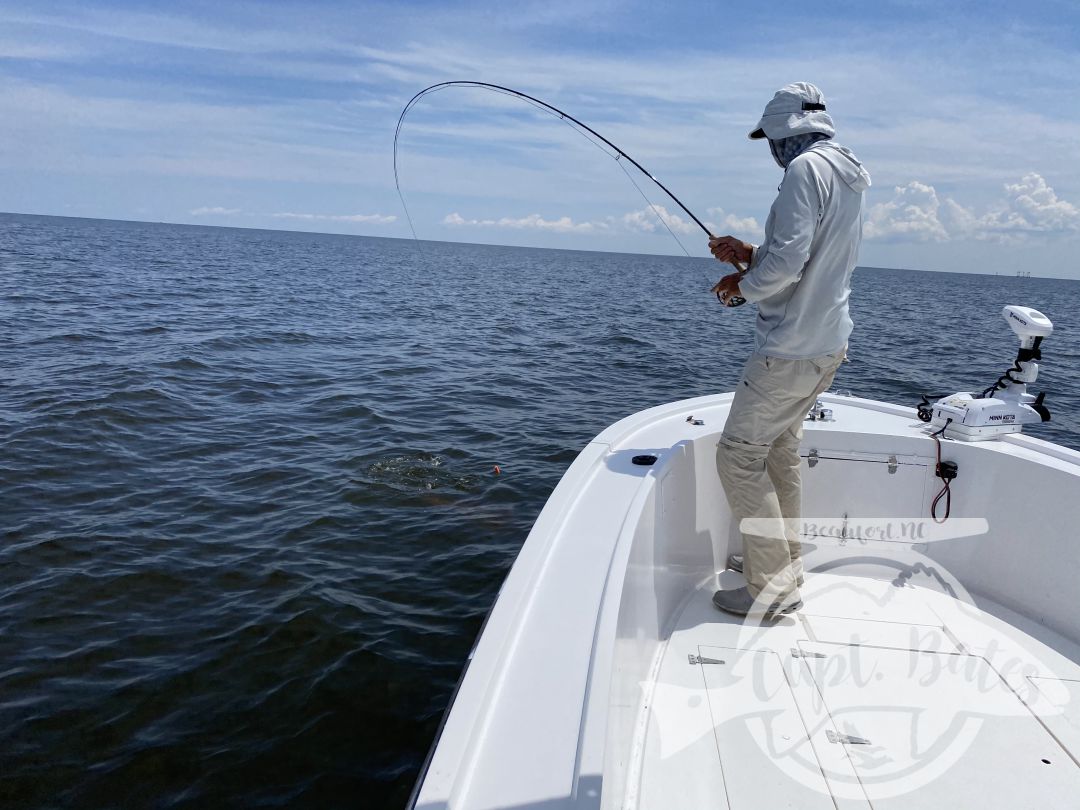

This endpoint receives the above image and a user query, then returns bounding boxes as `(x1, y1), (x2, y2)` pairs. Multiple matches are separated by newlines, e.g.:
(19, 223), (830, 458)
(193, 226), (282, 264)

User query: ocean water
(2, 212), (1079, 808)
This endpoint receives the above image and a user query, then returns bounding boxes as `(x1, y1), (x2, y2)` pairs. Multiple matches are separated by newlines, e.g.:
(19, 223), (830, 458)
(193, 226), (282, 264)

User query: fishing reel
(716, 289), (747, 308)
(712, 258), (748, 307)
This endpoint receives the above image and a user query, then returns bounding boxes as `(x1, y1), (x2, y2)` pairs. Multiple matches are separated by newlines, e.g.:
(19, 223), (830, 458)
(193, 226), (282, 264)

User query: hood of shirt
(802, 140), (872, 192)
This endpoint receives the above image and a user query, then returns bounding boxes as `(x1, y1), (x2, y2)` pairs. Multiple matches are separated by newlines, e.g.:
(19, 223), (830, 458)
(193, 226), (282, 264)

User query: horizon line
(2, 210), (1073, 281)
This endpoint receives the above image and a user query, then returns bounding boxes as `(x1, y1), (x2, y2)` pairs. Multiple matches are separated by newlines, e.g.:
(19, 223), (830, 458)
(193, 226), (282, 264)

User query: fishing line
(614, 156), (692, 259)
(478, 85), (692, 259)
(487, 89), (696, 261)
(393, 80), (747, 305)
(482, 87), (694, 258)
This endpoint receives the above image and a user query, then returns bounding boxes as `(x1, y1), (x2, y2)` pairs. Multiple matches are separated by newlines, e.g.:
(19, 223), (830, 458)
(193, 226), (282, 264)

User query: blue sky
(4, 0), (1080, 276)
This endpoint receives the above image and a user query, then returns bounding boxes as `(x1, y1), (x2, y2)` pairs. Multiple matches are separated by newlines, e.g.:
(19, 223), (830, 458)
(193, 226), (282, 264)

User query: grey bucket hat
(748, 82), (835, 140)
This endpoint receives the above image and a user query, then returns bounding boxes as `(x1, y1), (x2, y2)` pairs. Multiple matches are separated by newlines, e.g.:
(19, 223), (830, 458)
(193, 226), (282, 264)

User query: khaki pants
(716, 350), (844, 600)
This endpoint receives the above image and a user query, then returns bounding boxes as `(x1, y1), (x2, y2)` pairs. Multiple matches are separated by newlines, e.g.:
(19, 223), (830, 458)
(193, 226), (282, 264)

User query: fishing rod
(393, 81), (747, 307)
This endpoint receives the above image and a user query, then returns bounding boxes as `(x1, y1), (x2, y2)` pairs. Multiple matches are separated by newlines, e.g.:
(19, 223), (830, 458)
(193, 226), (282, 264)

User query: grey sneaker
(726, 553), (805, 587)
(712, 586), (802, 618)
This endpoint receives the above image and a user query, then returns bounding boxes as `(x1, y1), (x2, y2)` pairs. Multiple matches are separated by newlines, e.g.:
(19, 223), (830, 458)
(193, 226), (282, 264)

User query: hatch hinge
(791, 648), (826, 659)
(688, 653), (725, 666)
(807, 449), (819, 468)
(827, 730), (872, 745)
(806, 400), (833, 422)
(888, 455), (898, 474)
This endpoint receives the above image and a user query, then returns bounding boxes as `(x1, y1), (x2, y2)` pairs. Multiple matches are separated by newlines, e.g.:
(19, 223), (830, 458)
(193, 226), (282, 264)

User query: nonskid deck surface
(633, 542), (1080, 810)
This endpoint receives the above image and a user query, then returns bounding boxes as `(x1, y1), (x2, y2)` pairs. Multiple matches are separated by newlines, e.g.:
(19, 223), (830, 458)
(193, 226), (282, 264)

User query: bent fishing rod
(393, 81), (747, 307)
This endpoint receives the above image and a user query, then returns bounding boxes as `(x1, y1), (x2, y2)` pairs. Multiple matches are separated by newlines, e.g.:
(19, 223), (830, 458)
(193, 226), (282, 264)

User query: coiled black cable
(980, 337), (1043, 399)
(916, 394), (951, 423)
(930, 419), (956, 523)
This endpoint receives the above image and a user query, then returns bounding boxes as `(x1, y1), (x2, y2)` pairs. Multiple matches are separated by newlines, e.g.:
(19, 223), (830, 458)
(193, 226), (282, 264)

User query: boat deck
(634, 541), (1080, 809)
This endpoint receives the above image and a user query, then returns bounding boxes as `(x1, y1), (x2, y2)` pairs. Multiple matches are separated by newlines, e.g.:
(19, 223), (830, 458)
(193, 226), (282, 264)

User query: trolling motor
(924, 305), (1053, 441)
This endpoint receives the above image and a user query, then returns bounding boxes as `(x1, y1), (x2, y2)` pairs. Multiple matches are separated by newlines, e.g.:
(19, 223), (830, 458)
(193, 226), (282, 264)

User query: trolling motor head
(928, 305), (1053, 441)
(1003, 304), (1053, 347)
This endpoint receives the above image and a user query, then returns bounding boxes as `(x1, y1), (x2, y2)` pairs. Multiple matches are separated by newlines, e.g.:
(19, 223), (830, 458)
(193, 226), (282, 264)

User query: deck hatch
(1025, 676), (1080, 765)
(794, 640), (1080, 807)
(799, 450), (931, 538)
(697, 645), (837, 809)
(802, 616), (962, 653)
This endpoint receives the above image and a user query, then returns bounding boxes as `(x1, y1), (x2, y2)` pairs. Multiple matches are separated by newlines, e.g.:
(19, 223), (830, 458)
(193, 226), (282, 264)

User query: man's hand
(711, 273), (743, 305)
(708, 235), (752, 266)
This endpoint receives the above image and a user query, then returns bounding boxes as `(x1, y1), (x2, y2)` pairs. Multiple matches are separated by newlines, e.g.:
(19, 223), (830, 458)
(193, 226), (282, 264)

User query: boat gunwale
(409, 391), (1080, 808)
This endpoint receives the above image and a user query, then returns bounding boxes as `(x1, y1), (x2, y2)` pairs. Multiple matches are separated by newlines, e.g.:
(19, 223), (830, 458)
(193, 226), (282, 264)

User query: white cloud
(189, 207), (395, 224)
(706, 207), (764, 240)
(864, 181), (949, 242)
(442, 211), (603, 233)
(4, 8), (344, 56)
(269, 212), (396, 224)
(442, 205), (763, 245)
(621, 204), (764, 243)
(977, 173), (1080, 237)
(190, 206), (241, 216)
(866, 173), (1080, 245)
(622, 204), (697, 235)
(0, 40), (83, 60)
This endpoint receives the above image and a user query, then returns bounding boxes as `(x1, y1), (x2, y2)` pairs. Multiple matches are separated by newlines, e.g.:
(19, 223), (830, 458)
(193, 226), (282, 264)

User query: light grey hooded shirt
(740, 140), (871, 359)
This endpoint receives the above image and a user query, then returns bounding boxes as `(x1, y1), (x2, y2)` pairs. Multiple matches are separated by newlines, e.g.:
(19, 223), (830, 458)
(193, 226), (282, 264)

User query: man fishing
(708, 82), (871, 619)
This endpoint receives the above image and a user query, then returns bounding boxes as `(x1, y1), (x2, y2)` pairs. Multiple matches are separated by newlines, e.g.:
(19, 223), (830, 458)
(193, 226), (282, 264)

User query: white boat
(409, 307), (1080, 809)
